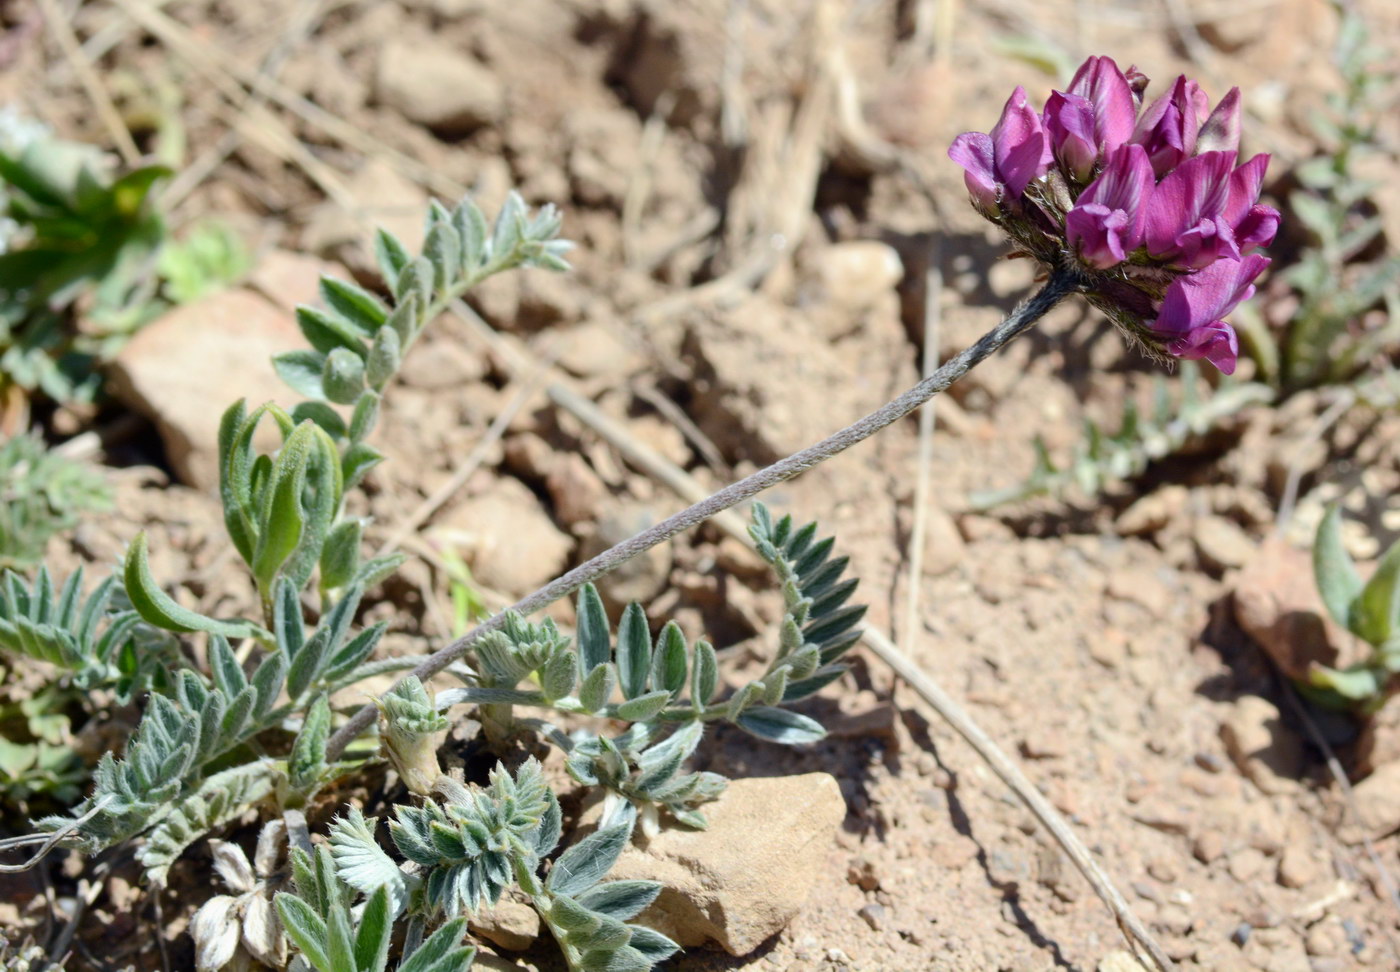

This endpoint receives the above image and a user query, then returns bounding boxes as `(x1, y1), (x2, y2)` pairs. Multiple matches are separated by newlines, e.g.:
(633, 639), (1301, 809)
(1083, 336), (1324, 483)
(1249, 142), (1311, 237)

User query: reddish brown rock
(108, 289), (304, 490)
(1232, 536), (1360, 681)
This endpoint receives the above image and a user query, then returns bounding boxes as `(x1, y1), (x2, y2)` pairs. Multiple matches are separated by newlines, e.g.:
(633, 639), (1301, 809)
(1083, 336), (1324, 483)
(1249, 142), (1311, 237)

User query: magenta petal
(1167, 323), (1239, 374)
(1045, 91), (1097, 181)
(1067, 204), (1128, 268)
(1224, 153), (1270, 224)
(1236, 204), (1280, 250)
(1198, 87), (1242, 155)
(1067, 144), (1154, 267)
(1068, 55), (1138, 153)
(990, 86), (1052, 198)
(1132, 76), (1205, 177)
(949, 132), (998, 210)
(1153, 255), (1271, 337)
(1144, 150), (1238, 262)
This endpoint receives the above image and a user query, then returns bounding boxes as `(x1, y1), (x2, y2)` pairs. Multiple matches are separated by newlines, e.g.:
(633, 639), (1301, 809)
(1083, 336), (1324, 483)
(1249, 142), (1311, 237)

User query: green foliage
(0, 117), (248, 403)
(275, 844), (477, 972)
(970, 365), (1273, 509)
(563, 721), (727, 831)
(1238, 2), (1400, 390)
(1305, 505), (1400, 711)
(391, 758), (555, 916)
(0, 433), (111, 570)
(535, 806), (679, 972)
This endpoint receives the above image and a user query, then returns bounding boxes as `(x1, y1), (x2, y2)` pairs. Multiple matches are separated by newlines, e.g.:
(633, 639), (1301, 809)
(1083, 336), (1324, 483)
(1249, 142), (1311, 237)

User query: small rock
(1351, 760), (1400, 837)
(1232, 536), (1358, 682)
(805, 241), (903, 313)
(920, 505), (965, 577)
(856, 903), (884, 931)
(545, 454), (608, 528)
(1194, 514), (1255, 572)
(1220, 695), (1303, 794)
(1277, 844), (1318, 889)
(434, 477), (573, 595)
(375, 37), (504, 135)
(1116, 485), (1188, 536)
(1228, 846), (1270, 883)
(108, 289), (303, 489)
(1193, 830), (1227, 864)
(554, 321), (646, 382)
(1304, 917), (1347, 957)
(502, 433), (557, 481)
(581, 505), (673, 608)
(1097, 951), (1150, 972)
(468, 890), (540, 951)
(600, 773), (846, 955)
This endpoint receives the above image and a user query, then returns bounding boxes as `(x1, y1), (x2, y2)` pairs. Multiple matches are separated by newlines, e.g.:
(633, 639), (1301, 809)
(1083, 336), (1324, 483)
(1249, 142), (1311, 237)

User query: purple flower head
(948, 86), (1052, 212)
(1066, 56), (1138, 156)
(946, 59), (1276, 375)
(1131, 76), (1209, 177)
(1066, 144), (1154, 268)
(1145, 151), (1279, 268)
(1148, 254), (1270, 374)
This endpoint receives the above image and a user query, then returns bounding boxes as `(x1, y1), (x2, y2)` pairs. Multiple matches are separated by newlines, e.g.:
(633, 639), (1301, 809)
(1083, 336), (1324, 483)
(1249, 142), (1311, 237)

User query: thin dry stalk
(860, 624), (1175, 971)
(35, 0), (141, 164)
(901, 247), (943, 648)
(326, 270), (1079, 756)
(455, 284), (1168, 968)
(161, 0), (329, 210)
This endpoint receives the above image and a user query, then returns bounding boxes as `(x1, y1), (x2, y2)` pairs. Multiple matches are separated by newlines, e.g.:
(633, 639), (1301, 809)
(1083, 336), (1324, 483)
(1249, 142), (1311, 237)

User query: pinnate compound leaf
(397, 917), (476, 972)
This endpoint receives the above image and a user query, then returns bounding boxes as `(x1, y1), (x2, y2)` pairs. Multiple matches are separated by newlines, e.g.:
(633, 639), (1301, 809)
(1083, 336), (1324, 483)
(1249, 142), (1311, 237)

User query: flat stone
(1233, 536), (1360, 682)
(433, 477), (573, 595)
(1220, 695), (1303, 795)
(375, 37), (504, 136)
(108, 288), (304, 490)
(1352, 760), (1400, 837)
(599, 773), (845, 955)
(468, 889), (540, 951)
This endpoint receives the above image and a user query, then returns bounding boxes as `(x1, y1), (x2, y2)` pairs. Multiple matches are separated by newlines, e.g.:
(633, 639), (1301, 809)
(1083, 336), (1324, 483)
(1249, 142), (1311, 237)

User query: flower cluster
(949, 57), (1279, 374)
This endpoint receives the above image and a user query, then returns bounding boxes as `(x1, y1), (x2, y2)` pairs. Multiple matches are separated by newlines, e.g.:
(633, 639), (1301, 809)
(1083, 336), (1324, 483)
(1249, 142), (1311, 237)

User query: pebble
(1220, 695), (1303, 795)
(857, 903), (885, 931)
(375, 37), (504, 135)
(1277, 844), (1319, 889)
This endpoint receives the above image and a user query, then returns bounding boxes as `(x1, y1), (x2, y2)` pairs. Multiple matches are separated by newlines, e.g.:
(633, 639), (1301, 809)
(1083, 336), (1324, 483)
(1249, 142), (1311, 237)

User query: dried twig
(112, 0), (466, 199)
(902, 244), (942, 648)
(35, 0), (141, 164)
(860, 625), (1175, 971)
(161, 0), (329, 210)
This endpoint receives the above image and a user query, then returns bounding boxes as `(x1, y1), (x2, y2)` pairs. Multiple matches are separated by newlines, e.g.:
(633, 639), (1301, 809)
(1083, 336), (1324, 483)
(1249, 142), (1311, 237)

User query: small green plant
(970, 363), (1273, 509)
(0, 433), (111, 569)
(12, 192), (868, 970)
(0, 114), (247, 405)
(1305, 505), (1400, 710)
(1237, 2), (1400, 391)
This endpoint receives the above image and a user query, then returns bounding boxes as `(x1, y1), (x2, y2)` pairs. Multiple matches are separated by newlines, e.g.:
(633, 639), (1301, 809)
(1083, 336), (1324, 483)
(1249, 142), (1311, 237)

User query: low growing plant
(5, 52), (1278, 972)
(1304, 505), (1400, 711)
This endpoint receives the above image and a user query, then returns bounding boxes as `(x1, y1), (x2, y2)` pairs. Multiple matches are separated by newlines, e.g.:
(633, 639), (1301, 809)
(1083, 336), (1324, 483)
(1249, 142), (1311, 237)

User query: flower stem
(326, 267), (1082, 759)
